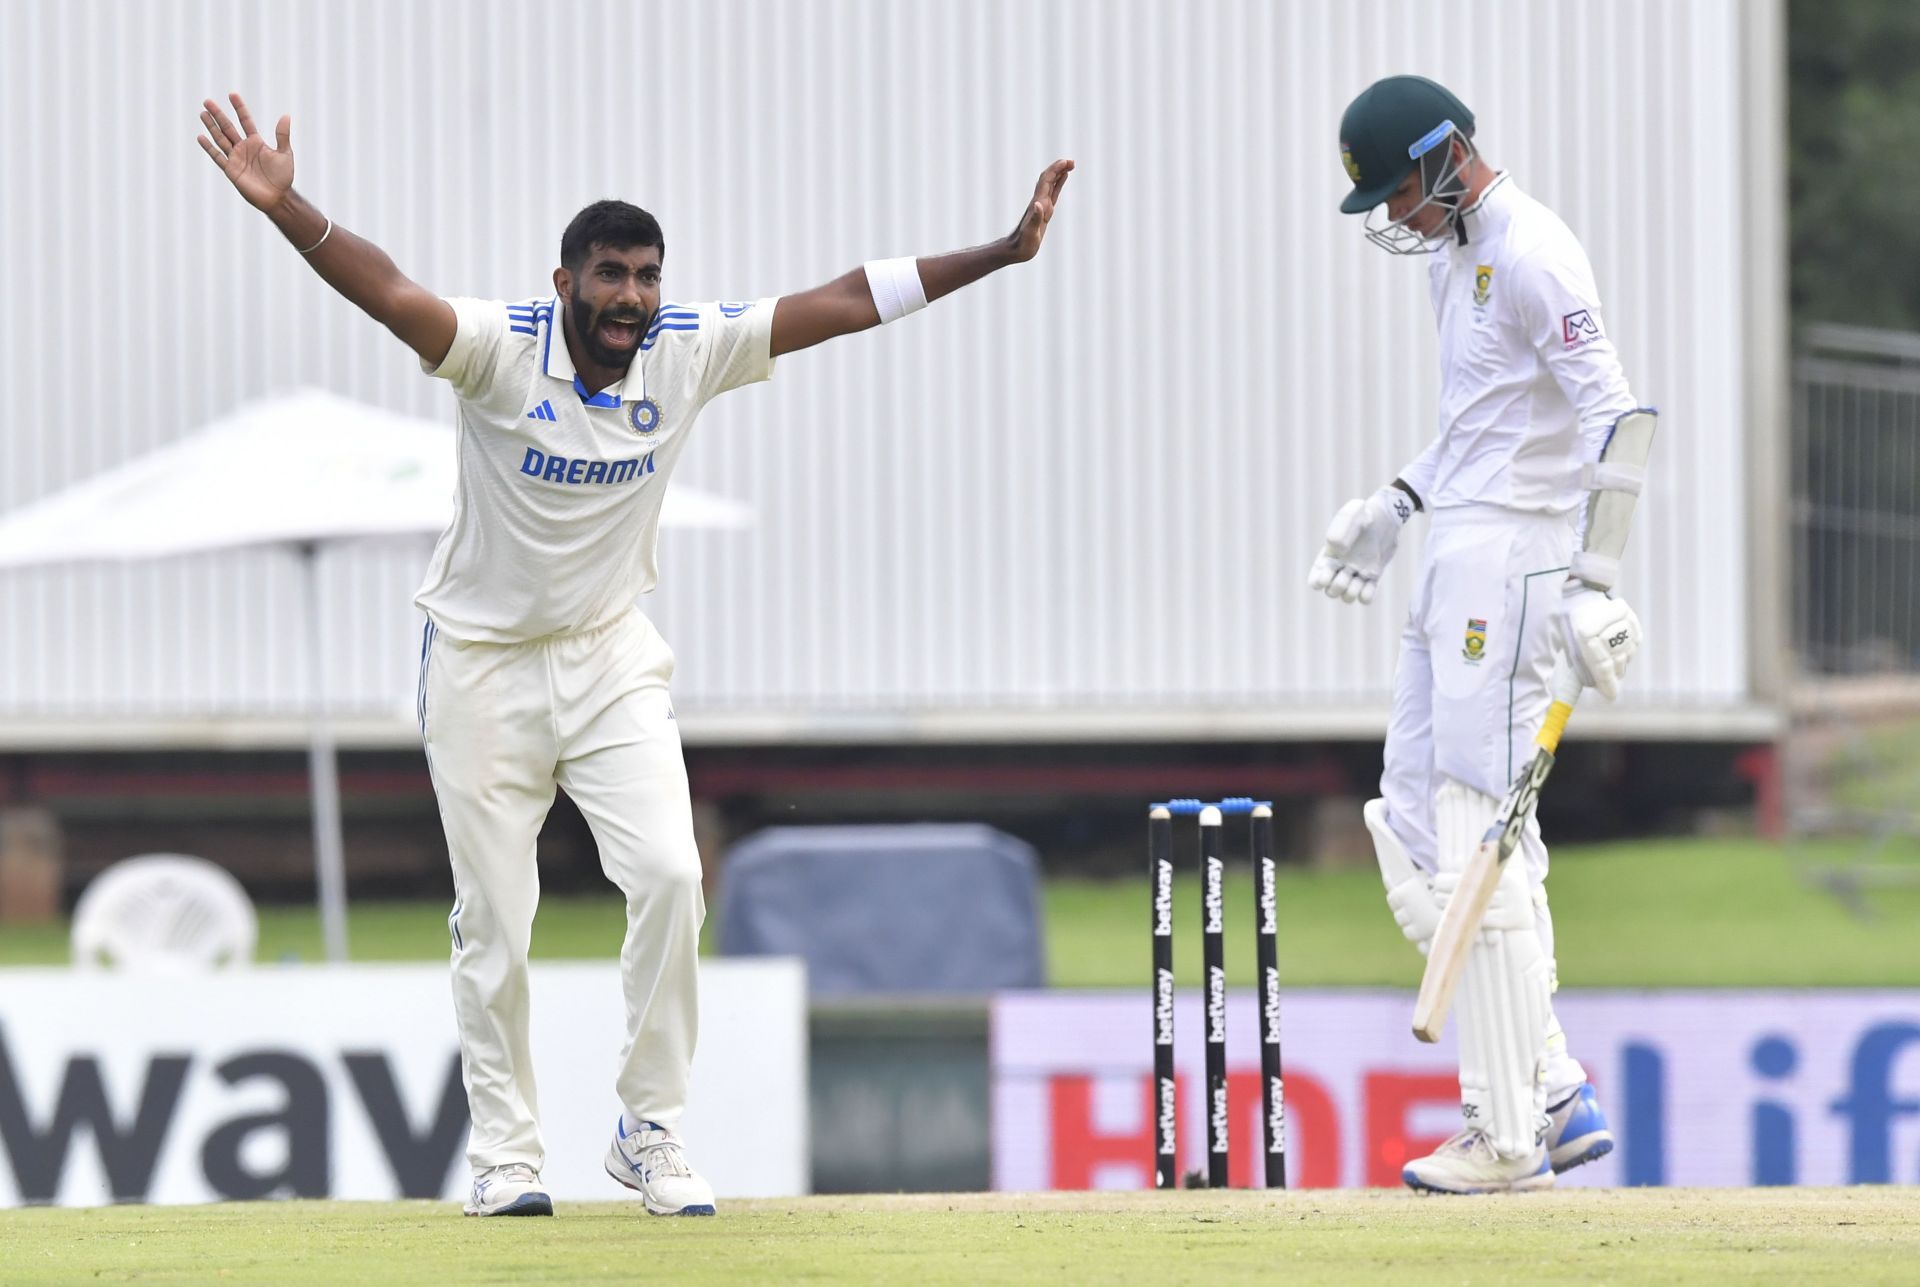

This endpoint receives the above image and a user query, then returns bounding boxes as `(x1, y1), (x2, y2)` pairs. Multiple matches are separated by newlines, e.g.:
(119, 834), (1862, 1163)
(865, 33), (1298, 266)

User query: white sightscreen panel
(0, 0), (1755, 735)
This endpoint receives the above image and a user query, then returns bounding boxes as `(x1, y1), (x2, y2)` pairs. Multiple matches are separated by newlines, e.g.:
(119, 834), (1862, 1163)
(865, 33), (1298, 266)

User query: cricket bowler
(199, 90), (1071, 1216)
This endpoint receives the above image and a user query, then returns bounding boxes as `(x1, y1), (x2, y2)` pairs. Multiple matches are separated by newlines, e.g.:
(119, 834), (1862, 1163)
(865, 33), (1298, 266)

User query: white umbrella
(0, 387), (753, 559)
(0, 387), (755, 962)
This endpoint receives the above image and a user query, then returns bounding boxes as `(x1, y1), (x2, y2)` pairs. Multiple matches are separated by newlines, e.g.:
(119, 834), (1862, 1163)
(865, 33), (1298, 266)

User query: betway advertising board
(993, 991), (1920, 1189)
(0, 961), (806, 1207)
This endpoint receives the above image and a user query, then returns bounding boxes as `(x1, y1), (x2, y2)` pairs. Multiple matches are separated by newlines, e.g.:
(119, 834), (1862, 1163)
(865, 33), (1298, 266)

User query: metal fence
(1792, 324), (1920, 676)
(1787, 324), (1920, 905)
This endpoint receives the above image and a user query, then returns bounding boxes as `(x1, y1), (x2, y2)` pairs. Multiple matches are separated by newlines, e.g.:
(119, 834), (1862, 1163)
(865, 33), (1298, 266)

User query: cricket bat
(1411, 659), (1580, 1042)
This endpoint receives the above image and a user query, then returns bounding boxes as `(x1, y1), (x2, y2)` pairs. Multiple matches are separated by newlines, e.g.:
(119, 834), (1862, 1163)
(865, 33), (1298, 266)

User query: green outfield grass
(1048, 835), (1920, 989)
(3, 1189), (1915, 1285)
(3, 837), (1916, 986)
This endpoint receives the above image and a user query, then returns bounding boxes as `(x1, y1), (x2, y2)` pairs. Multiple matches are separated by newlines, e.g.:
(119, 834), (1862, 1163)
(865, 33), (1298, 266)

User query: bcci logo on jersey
(629, 398), (662, 436)
(1463, 618), (1488, 664)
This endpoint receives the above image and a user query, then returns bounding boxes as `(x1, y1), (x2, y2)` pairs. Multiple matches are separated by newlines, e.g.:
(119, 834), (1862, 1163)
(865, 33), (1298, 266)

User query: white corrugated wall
(0, 0), (1772, 744)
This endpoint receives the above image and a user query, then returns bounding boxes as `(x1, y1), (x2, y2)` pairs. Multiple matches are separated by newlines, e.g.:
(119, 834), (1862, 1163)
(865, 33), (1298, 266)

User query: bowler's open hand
(1011, 160), (1075, 262)
(197, 93), (294, 214)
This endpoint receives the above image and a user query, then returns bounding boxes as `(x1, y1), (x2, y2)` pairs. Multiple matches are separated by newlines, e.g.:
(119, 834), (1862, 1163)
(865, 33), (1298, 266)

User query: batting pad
(1434, 779), (1553, 1158)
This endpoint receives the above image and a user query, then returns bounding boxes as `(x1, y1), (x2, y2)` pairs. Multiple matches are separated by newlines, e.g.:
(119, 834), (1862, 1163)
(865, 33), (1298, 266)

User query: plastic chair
(70, 853), (258, 971)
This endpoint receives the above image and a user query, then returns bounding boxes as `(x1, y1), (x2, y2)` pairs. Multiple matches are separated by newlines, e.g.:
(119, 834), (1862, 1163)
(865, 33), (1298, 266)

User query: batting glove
(1557, 585), (1642, 701)
(1306, 485), (1416, 605)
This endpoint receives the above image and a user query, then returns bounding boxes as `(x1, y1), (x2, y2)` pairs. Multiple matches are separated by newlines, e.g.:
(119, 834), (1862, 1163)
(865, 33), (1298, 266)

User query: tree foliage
(1790, 0), (1920, 328)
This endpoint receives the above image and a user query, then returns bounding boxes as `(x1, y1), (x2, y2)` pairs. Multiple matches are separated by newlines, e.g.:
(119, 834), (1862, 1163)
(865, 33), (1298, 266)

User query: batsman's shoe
(1546, 1084), (1615, 1173)
(463, 1162), (553, 1217)
(1402, 1129), (1555, 1195)
(606, 1118), (717, 1216)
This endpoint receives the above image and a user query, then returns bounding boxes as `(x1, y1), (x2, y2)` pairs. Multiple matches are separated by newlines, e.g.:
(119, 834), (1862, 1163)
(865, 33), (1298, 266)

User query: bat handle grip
(1534, 657), (1583, 754)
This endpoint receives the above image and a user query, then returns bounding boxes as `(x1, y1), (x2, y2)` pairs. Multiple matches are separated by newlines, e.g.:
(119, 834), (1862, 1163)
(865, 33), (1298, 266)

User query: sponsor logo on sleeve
(1562, 310), (1602, 350)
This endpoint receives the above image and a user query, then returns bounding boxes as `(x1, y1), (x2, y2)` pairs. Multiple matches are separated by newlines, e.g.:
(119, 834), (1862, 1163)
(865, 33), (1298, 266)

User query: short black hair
(560, 200), (665, 273)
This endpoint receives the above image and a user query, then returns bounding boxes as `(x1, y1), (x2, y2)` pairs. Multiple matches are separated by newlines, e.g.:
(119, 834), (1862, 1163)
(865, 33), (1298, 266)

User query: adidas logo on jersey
(526, 400), (557, 422)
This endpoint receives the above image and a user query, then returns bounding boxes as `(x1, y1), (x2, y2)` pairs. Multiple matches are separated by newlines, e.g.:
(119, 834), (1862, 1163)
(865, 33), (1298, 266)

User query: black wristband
(1389, 478), (1424, 513)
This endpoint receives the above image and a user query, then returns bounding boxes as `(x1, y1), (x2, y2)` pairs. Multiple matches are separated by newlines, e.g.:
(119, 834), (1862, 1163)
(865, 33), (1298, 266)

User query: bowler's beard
(571, 294), (651, 370)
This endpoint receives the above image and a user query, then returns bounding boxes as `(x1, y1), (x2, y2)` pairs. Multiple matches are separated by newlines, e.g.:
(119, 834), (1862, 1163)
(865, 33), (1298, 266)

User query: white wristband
(865, 257), (927, 324)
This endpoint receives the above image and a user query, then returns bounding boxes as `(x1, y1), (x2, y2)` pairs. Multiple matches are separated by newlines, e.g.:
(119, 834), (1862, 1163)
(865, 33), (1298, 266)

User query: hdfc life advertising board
(0, 961), (807, 1207)
(992, 991), (1920, 1189)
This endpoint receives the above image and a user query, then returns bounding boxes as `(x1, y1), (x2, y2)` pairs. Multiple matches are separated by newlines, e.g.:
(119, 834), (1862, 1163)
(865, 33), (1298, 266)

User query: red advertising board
(992, 990), (1920, 1189)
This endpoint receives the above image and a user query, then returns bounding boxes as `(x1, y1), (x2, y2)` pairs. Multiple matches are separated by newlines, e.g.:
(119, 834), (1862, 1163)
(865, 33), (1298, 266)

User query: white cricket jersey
(414, 295), (775, 643)
(1400, 175), (1636, 515)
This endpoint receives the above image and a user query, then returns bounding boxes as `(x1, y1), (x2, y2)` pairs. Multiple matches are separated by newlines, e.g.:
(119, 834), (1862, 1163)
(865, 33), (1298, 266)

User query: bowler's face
(562, 243), (663, 369)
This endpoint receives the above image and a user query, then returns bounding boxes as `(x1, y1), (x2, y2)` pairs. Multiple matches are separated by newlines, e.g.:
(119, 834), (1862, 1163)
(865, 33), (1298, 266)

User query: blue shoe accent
(1546, 1085), (1616, 1174)
(492, 1192), (554, 1216)
(660, 1204), (716, 1217)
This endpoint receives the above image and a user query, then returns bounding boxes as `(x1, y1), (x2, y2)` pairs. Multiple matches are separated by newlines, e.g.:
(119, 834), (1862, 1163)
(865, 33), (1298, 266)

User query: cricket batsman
(1310, 74), (1644, 1192)
(199, 91), (1071, 1217)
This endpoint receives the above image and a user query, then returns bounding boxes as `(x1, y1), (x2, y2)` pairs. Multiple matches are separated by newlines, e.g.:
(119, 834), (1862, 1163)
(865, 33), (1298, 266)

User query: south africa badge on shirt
(629, 398), (662, 436)
(1463, 618), (1488, 664)
(1474, 265), (1493, 308)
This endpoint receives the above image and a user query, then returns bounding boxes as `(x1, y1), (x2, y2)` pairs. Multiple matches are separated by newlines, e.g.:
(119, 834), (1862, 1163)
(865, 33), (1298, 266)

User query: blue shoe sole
(1551, 1135), (1615, 1174)
(651, 1203), (716, 1217)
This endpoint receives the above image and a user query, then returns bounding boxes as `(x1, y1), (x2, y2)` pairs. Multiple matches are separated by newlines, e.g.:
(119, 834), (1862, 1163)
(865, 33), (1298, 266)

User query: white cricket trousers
(1379, 504), (1573, 886)
(1379, 503), (1588, 1104)
(420, 606), (703, 1172)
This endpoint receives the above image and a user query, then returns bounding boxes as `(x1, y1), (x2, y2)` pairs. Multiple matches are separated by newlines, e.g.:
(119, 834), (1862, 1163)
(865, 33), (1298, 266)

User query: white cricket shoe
(605, 1118), (717, 1216)
(1402, 1129), (1556, 1195)
(463, 1162), (553, 1216)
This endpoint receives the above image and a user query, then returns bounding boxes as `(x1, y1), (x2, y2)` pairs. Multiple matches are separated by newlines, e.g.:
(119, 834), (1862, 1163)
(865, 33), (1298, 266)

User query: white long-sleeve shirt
(1399, 175), (1637, 517)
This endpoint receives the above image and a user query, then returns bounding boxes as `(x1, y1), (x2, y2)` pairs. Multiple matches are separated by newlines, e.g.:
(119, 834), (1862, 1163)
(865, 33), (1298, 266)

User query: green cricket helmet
(1338, 75), (1477, 253)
